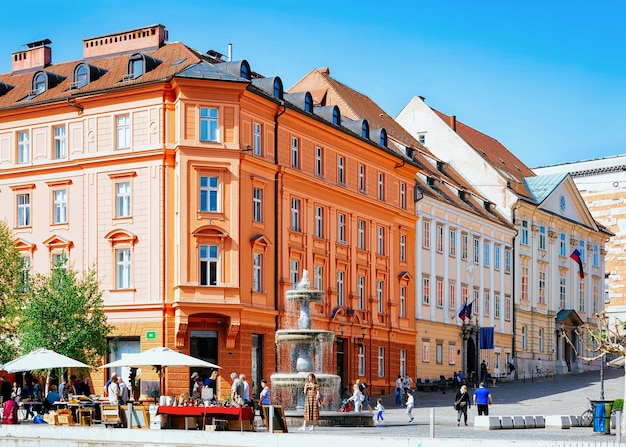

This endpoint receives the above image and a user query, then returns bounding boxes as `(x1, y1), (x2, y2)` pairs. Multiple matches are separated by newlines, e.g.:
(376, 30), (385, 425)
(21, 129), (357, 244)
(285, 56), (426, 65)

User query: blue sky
(1, 1), (625, 168)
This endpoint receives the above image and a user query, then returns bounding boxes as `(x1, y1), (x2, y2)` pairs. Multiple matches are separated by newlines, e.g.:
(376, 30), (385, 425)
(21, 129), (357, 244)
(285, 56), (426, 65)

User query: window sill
(109, 288), (136, 293)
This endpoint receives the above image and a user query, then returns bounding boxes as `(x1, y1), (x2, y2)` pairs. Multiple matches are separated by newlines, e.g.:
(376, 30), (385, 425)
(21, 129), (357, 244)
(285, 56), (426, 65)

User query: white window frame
(115, 248), (131, 289)
(291, 137), (299, 168)
(116, 181), (131, 218)
(358, 164), (366, 193)
(399, 182), (406, 209)
(422, 341), (430, 362)
(315, 206), (324, 238)
(358, 344), (366, 376)
(199, 107), (219, 142)
(358, 219), (366, 250)
(291, 198), (300, 231)
(377, 280), (384, 314)
(338, 156), (345, 186)
(17, 130), (30, 164)
(377, 347), (385, 378)
(53, 189), (67, 224)
(449, 229), (457, 257)
(253, 187), (263, 223)
(199, 244), (219, 286)
(253, 252), (263, 292)
(315, 146), (323, 177)
(290, 260), (300, 289)
(253, 122), (262, 155)
(53, 125), (67, 159)
(338, 213), (346, 244)
(199, 175), (219, 212)
(357, 275), (365, 310)
(400, 234), (406, 262)
(422, 276), (430, 305)
(423, 220), (431, 249)
(378, 172), (385, 200)
(377, 226), (384, 255)
(399, 285), (406, 317)
(116, 114), (131, 149)
(17, 193), (31, 227)
(400, 349), (407, 377)
(337, 270), (345, 306)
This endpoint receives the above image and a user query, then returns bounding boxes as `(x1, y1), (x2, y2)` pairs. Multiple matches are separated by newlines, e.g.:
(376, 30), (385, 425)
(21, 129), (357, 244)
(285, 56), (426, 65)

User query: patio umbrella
(100, 347), (220, 369)
(2, 348), (89, 373)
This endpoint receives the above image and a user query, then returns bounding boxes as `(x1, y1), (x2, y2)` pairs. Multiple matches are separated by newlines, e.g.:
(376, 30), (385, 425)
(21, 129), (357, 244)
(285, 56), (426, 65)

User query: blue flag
(480, 327), (494, 349)
(466, 302), (473, 320)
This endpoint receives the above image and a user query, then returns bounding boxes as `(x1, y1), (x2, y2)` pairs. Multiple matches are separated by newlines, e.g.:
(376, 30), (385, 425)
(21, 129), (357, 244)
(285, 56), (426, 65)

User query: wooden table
(156, 405), (253, 430)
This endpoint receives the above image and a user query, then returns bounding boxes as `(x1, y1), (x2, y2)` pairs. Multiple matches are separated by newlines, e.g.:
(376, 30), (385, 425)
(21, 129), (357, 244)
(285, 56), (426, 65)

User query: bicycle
(581, 397), (616, 427)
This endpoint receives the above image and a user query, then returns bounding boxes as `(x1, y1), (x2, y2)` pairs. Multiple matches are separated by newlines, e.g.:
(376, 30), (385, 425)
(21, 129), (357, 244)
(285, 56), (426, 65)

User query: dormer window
(273, 78), (283, 99)
(126, 53), (161, 81)
(332, 107), (341, 125)
(379, 129), (387, 147)
(33, 72), (46, 94)
(304, 93), (313, 113)
(74, 65), (88, 89)
(240, 61), (250, 80)
(361, 121), (369, 138)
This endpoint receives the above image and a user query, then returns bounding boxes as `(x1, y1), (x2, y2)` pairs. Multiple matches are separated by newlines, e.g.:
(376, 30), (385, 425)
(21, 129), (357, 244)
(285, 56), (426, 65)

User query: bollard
(127, 402), (133, 429)
(268, 406), (274, 433)
(430, 407), (435, 438)
(617, 410), (622, 444)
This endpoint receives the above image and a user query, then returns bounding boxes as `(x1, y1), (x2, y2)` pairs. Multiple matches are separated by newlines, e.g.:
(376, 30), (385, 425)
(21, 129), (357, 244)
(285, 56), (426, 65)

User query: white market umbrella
(2, 348), (89, 373)
(100, 347), (220, 369)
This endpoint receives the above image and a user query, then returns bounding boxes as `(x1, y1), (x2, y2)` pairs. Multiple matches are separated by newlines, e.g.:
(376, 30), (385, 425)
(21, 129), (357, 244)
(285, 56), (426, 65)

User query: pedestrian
(375, 397), (385, 424)
(480, 360), (488, 383)
(258, 379), (271, 427)
(230, 372), (244, 403)
(299, 373), (319, 431)
(11, 381), (21, 403)
(239, 373), (251, 406)
(362, 381), (373, 412)
(107, 373), (120, 405)
(348, 383), (363, 412)
(1, 376), (13, 403)
(204, 370), (219, 400)
(403, 374), (413, 395)
(406, 389), (415, 423)
(395, 386), (403, 407)
(117, 377), (129, 404)
(454, 384), (471, 426)
(473, 381), (492, 415)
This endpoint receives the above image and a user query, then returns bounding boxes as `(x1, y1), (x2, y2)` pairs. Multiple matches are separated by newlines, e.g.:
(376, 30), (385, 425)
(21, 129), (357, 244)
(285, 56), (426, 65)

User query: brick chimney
(83, 24), (168, 59)
(449, 115), (457, 131)
(12, 39), (52, 73)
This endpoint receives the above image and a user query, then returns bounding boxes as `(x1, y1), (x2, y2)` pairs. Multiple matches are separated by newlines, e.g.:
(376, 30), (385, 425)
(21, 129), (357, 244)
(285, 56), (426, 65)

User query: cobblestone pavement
(271, 366), (626, 443)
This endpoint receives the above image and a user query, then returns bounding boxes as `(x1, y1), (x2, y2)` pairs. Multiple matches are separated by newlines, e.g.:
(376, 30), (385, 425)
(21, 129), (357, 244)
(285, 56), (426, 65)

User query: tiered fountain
(271, 271), (341, 411)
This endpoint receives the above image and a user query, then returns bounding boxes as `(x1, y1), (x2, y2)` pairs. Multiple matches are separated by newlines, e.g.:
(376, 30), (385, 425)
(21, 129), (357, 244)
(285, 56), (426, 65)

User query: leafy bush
(613, 399), (624, 412)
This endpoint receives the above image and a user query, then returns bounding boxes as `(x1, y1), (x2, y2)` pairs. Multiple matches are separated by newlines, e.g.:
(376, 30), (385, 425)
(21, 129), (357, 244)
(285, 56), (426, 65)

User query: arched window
(361, 121), (369, 138)
(332, 106), (341, 125)
(273, 78), (283, 100)
(74, 64), (88, 89)
(379, 128), (387, 147)
(33, 72), (46, 94)
(240, 61), (250, 80)
(304, 92), (313, 113)
(128, 55), (144, 79)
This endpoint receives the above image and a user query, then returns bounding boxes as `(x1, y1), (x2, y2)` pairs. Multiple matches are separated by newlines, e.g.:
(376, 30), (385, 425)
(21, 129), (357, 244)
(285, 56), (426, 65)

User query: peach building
(0, 25), (420, 397)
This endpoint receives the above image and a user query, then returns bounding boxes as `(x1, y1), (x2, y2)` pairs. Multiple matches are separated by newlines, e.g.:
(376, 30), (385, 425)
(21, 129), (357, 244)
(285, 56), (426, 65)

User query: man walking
(473, 381), (492, 415)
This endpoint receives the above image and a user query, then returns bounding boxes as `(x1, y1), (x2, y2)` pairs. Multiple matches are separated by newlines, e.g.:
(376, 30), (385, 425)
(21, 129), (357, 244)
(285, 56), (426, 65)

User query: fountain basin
(275, 329), (335, 344)
(270, 372), (342, 411)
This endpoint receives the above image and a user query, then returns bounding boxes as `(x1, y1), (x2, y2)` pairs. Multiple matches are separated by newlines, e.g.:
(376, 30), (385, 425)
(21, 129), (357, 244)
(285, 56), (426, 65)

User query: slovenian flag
(458, 301), (468, 321)
(570, 249), (585, 279)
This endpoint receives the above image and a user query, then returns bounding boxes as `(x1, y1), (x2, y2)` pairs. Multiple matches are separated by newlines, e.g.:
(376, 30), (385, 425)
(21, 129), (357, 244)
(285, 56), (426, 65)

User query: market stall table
(156, 405), (253, 431)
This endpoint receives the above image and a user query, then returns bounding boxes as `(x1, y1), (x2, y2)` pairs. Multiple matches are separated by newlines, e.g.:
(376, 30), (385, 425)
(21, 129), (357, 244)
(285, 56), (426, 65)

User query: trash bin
(592, 400), (614, 434)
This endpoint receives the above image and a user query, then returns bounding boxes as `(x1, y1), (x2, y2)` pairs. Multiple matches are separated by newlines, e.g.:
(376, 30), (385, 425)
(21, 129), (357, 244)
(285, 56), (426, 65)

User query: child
(375, 397), (385, 423)
(347, 383), (363, 412)
(406, 390), (414, 423)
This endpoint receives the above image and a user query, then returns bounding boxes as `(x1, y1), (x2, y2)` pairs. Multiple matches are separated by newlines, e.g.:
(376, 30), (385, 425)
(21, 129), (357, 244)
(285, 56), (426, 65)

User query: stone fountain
(271, 271), (342, 411)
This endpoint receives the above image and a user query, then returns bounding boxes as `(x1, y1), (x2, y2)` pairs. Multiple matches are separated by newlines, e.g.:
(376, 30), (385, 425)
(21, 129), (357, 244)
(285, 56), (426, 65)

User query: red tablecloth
(156, 405), (252, 422)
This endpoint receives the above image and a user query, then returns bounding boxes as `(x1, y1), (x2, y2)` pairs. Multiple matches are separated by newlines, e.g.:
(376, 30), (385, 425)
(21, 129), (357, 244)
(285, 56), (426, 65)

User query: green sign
(146, 330), (157, 340)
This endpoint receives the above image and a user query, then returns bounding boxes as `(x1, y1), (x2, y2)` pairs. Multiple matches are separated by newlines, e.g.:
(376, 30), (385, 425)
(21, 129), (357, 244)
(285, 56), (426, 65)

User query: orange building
(0, 25), (419, 398)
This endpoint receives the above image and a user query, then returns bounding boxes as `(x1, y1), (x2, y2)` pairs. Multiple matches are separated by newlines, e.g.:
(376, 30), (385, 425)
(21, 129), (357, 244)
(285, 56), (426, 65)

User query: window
(593, 277), (600, 314)
(560, 232), (567, 257)
(400, 350), (407, 377)
(484, 291), (490, 316)
(579, 240), (586, 262)
(291, 137), (299, 168)
(337, 270), (345, 306)
(593, 244), (599, 267)
(290, 260), (300, 289)
(253, 122), (262, 156)
(358, 345), (365, 376)
(505, 247), (512, 273)
(462, 285), (469, 305)
(116, 182), (131, 218)
(338, 213), (346, 244)
(357, 275), (365, 310)
(337, 156), (345, 186)
(129, 55), (144, 79)
(377, 280), (384, 314)
(315, 146), (323, 177)
(53, 126), (67, 159)
(199, 176), (219, 212)
(314, 265), (323, 292)
(378, 172), (385, 200)
(418, 133), (426, 145)
(34, 72), (46, 93)
(422, 341), (430, 362)
(358, 164), (366, 193)
(494, 293), (500, 318)
(357, 219), (366, 250)
(521, 266), (529, 301)
(253, 187), (263, 223)
(521, 326), (527, 350)
(399, 234), (406, 262)
(448, 345), (456, 365)
(505, 294), (511, 321)
(538, 269), (546, 304)
(538, 328), (544, 352)
(399, 285), (406, 318)
(74, 64), (88, 89)
(53, 189), (67, 224)
(494, 245), (501, 270)
(539, 225), (546, 251)
(449, 229), (457, 257)
(436, 279), (444, 308)
(579, 281), (585, 312)
(449, 281), (456, 310)
(422, 276), (430, 304)
(399, 182), (406, 209)
(17, 193), (30, 227)
(423, 220), (431, 249)
(377, 226), (385, 255)
(291, 198), (300, 231)
(484, 241), (490, 267)
(116, 115), (130, 149)
(115, 248), (131, 289)
(559, 274), (566, 309)
(473, 237), (480, 264)
(53, 252), (68, 271)
(315, 206), (324, 238)
(377, 347), (385, 378)
(436, 343), (443, 364)
(200, 107), (219, 142)
(461, 233), (468, 260)
(17, 131), (30, 164)
(436, 224), (444, 253)
(253, 253), (263, 293)
(18, 256), (31, 294)
(199, 244), (218, 286)
(521, 220), (529, 245)
(473, 289), (480, 317)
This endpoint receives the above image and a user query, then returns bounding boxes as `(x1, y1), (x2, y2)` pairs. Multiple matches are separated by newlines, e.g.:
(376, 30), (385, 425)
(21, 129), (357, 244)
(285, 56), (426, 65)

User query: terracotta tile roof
(0, 42), (208, 110)
(288, 68), (512, 227)
(432, 109), (535, 200)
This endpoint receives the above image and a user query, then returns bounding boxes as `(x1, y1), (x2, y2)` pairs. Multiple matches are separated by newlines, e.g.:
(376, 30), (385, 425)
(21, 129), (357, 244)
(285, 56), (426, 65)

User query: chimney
(12, 39), (52, 73)
(449, 115), (457, 131)
(83, 24), (168, 59)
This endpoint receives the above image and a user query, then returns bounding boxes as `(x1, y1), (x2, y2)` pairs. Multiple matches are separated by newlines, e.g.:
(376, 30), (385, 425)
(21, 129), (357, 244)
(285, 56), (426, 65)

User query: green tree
(0, 220), (23, 363)
(17, 262), (113, 368)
